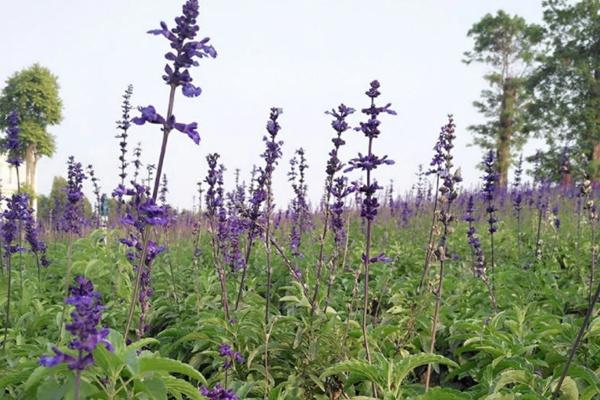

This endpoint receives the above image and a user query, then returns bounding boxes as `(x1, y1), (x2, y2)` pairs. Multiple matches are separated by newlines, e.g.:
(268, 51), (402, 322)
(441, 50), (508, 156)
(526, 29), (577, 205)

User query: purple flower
(352, 81), (395, 222)
(62, 156), (87, 235)
(218, 343), (244, 369)
(330, 176), (355, 245)
(2, 193), (29, 254)
(464, 196), (487, 280)
(481, 151), (499, 235)
(40, 276), (112, 370)
(288, 148), (310, 258)
(132, 106), (200, 145)
(243, 108), (284, 239)
(200, 383), (238, 400)
(24, 201), (49, 266)
(147, 0), (216, 97)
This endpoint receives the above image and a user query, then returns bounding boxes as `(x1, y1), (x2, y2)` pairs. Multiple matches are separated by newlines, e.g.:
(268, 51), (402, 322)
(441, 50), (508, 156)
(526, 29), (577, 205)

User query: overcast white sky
(1, 0), (545, 210)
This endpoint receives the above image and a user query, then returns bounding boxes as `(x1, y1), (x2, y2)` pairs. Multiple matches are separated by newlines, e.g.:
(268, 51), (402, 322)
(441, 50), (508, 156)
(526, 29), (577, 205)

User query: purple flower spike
(40, 276), (112, 370)
(200, 383), (239, 400)
(147, 0), (216, 97)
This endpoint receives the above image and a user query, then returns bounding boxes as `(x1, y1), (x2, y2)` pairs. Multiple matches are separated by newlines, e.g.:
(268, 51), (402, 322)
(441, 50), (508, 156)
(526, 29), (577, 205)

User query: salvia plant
(2, 2), (600, 400)
(345, 80), (396, 365)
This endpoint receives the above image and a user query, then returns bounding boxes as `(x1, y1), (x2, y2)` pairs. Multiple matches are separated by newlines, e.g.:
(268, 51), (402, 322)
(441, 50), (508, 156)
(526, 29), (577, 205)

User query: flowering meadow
(2, 1), (600, 399)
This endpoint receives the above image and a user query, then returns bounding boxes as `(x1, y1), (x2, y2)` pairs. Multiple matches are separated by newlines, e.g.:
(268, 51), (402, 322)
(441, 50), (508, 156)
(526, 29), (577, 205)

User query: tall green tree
(464, 10), (543, 187)
(0, 64), (63, 208)
(529, 0), (600, 180)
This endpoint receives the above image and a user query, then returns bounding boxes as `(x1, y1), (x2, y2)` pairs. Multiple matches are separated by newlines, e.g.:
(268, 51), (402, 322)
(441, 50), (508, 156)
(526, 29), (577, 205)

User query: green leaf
(320, 360), (385, 389)
(554, 376), (579, 400)
(140, 376), (168, 400)
(163, 375), (204, 400)
(139, 357), (206, 384)
(36, 378), (66, 400)
(394, 353), (458, 387)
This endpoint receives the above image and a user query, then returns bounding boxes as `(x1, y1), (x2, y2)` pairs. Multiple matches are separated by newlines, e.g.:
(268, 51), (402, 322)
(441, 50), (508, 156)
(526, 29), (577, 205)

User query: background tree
(529, 0), (600, 181)
(464, 10), (543, 187)
(0, 64), (63, 210)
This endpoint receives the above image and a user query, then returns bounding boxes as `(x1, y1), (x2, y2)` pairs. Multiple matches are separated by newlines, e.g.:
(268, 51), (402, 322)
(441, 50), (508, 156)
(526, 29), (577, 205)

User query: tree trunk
(24, 145), (38, 214)
(497, 78), (516, 188)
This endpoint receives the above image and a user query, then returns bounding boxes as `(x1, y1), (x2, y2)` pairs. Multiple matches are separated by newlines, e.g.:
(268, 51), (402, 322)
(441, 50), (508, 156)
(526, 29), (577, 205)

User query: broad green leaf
(139, 357), (206, 384)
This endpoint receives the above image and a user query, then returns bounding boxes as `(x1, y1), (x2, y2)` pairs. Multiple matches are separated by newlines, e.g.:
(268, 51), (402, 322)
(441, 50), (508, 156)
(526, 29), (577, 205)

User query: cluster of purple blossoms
(40, 276), (112, 370)
(243, 108), (283, 239)
(324, 104), (354, 179)
(24, 202), (49, 267)
(346, 81), (396, 222)
(400, 200), (411, 226)
(200, 383), (238, 400)
(329, 177), (355, 246)
(322, 104), (355, 247)
(205, 154), (225, 218)
(464, 196), (486, 279)
(512, 155), (523, 216)
(218, 343), (244, 369)
(4, 110), (22, 167)
(62, 156), (87, 235)
(435, 116), (461, 198)
(204, 154), (246, 272)
(133, 0), (216, 145)
(434, 115), (462, 252)
(114, 182), (169, 230)
(113, 181), (168, 335)
(223, 176), (247, 271)
(2, 193), (29, 255)
(481, 150), (498, 234)
(224, 207), (246, 271)
(288, 148), (309, 257)
(148, 0), (216, 98)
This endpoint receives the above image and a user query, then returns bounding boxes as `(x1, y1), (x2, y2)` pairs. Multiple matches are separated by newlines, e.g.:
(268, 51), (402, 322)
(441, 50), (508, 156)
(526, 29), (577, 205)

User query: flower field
(1, 1), (600, 399)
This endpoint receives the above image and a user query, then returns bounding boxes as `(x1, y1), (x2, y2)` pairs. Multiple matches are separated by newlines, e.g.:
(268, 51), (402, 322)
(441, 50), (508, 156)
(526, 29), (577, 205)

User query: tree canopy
(0, 63), (62, 158)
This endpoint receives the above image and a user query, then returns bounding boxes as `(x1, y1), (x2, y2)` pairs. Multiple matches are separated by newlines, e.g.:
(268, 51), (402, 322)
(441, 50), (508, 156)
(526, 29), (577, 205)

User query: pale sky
(0, 0), (545, 210)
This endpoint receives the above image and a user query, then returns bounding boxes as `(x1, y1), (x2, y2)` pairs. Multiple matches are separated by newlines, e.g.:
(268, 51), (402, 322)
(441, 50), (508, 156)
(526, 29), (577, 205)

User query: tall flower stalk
(58, 156), (87, 340)
(116, 85), (133, 186)
(234, 108), (283, 311)
(1, 110), (23, 349)
(464, 195), (496, 313)
(286, 149), (309, 285)
(310, 104), (354, 314)
(204, 153), (231, 321)
(259, 107), (283, 394)
(512, 155), (524, 258)
(424, 116), (460, 391)
(346, 80), (396, 365)
(418, 117), (455, 293)
(124, 0), (216, 341)
(481, 150), (498, 273)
